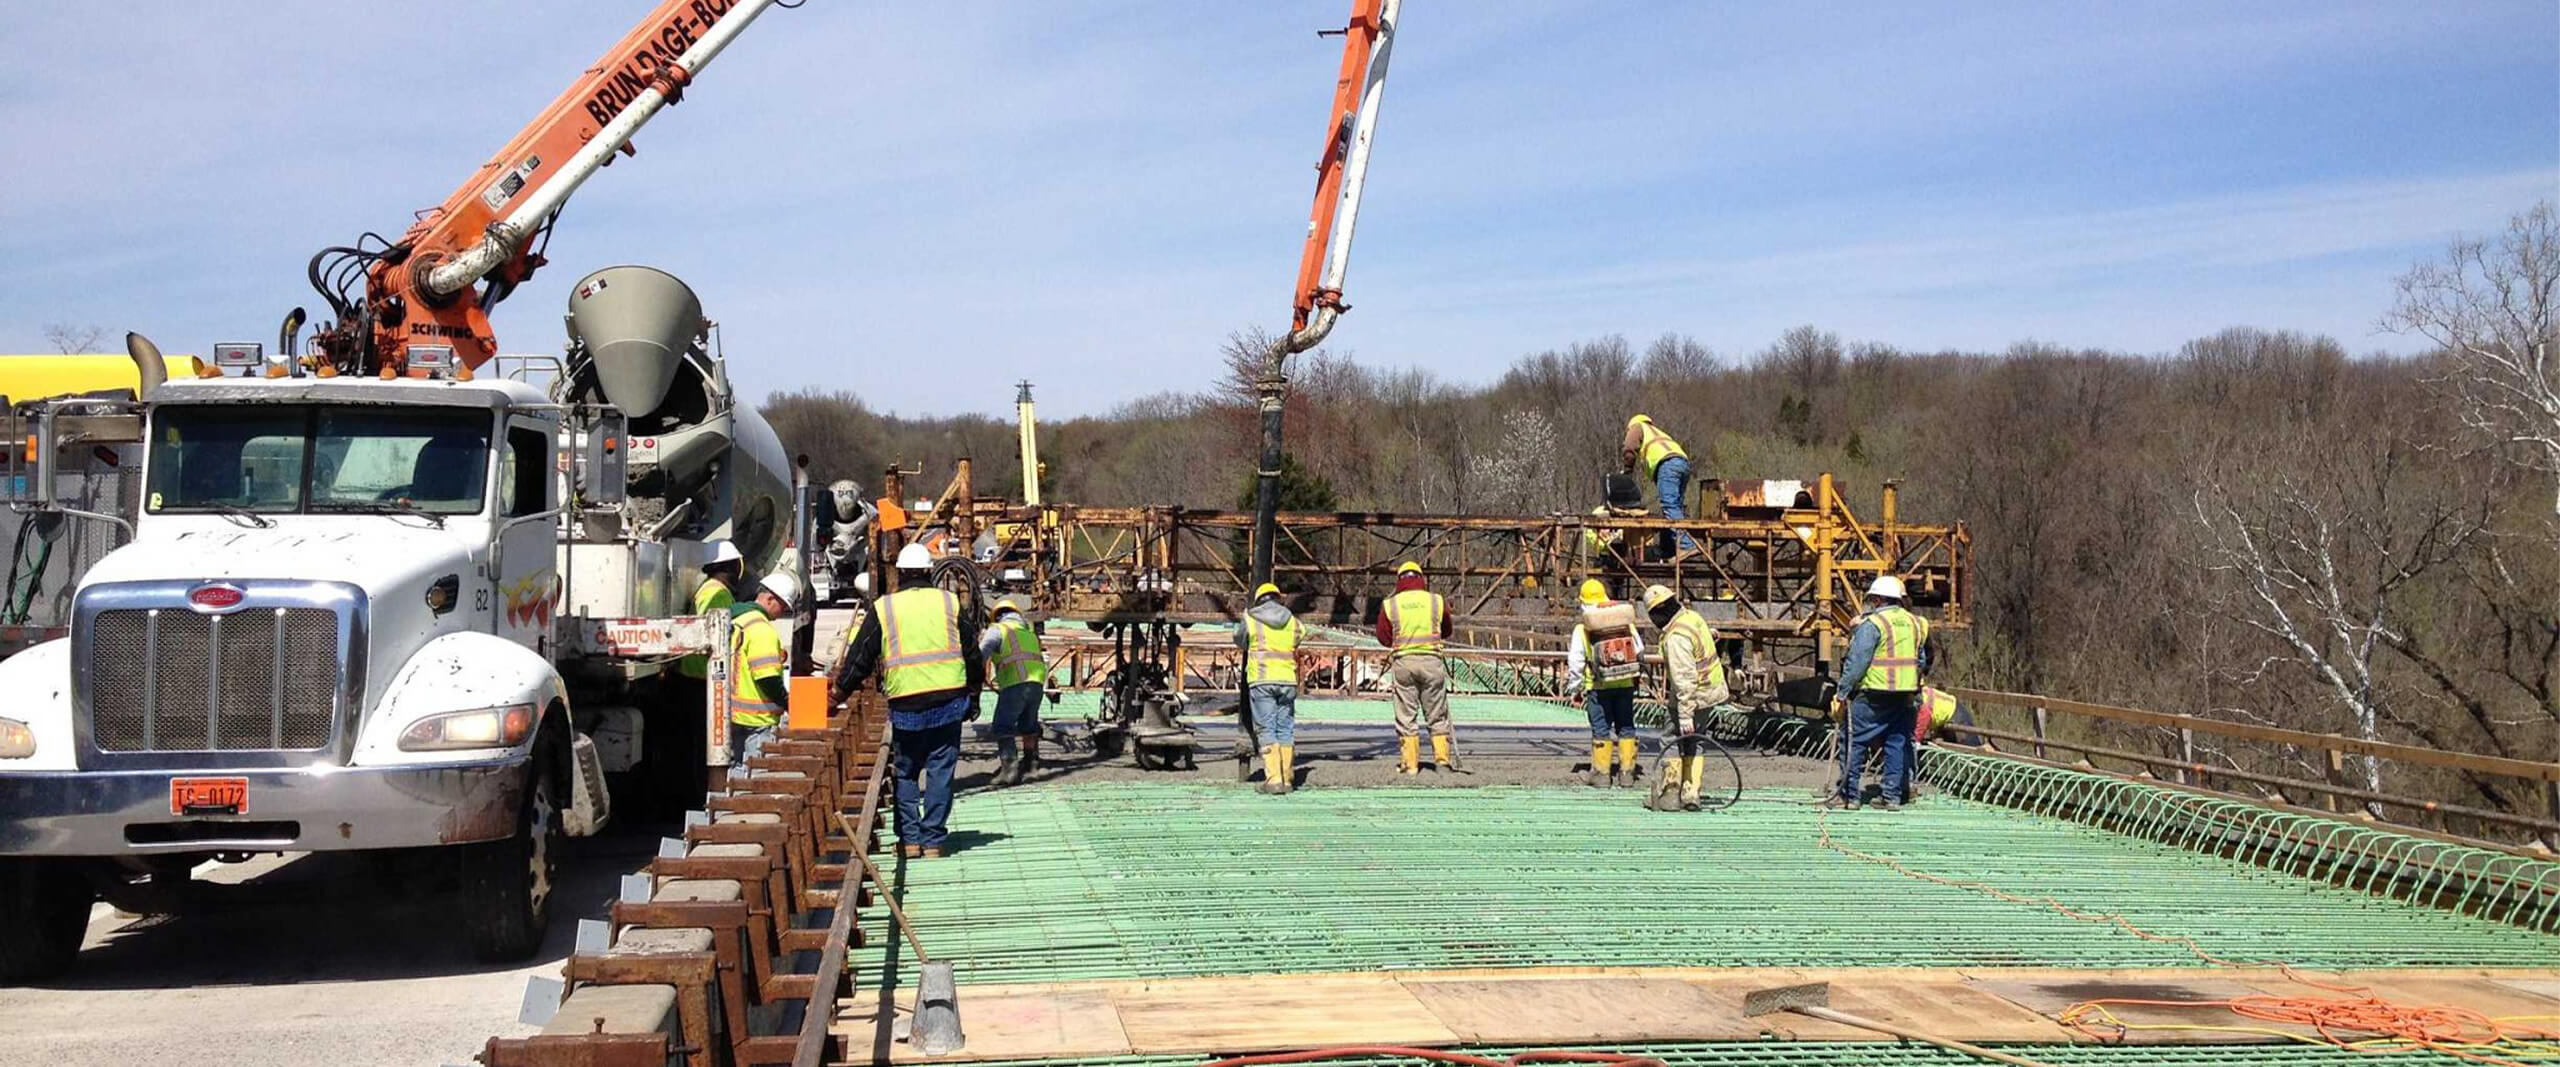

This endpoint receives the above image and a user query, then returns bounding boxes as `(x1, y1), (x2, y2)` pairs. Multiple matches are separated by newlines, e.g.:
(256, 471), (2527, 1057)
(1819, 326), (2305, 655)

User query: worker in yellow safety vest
(1235, 583), (1304, 794)
(1621, 415), (1697, 557)
(682, 540), (744, 680)
(1827, 575), (1931, 811)
(981, 596), (1049, 788)
(830, 543), (986, 858)
(727, 571), (798, 771)
(1643, 585), (1730, 812)
(1580, 473), (1650, 574)
(1373, 560), (1456, 773)
(1566, 578), (1644, 788)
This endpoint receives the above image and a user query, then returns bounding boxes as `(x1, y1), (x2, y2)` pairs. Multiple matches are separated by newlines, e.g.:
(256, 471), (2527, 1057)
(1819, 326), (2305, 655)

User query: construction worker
(1828, 575), (1931, 811)
(830, 543), (986, 858)
(1565, 578), (1643, 787)
(1643, 585), (1729, 811)
(982, 596), (1046, 788)
(1580, 473), (1650, 577)
(1621, 415), (1697, 556)
(1374, 560), (1455, 773)
(1235, 582), (1303, 794)
(682, 540), (744, 680)
(727, 571), (798, 772)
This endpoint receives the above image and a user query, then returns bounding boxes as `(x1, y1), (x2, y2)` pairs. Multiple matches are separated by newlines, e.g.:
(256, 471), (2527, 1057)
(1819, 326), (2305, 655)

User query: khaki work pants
(1390, 654), (1452, 737)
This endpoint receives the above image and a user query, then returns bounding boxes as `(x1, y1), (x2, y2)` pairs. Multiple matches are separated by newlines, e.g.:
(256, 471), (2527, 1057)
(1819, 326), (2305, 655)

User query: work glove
(1046, 690), (1061, 706)
(965, 694), (983, 723)
(1828, 696), (1848, 723)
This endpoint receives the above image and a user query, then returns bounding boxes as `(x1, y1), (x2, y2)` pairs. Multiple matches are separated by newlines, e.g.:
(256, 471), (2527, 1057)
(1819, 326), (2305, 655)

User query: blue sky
(2, 2), (2552, 417)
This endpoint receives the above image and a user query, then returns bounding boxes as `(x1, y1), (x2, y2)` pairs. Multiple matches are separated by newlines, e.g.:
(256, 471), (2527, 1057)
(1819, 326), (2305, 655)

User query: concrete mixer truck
(0, 265), (792, 979)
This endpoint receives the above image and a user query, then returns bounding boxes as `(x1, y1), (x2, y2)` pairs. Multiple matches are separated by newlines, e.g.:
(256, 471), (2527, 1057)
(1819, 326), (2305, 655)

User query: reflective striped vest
(1855, 605), (1928, 693)
(1916, 686), (1958, 740)
(991, 616), (1047, 689)
(1663, 608), (1725, 694)
(1382, 589), (1445, 657)
(879, 587), (968, 699)
(679, 576), (733, 680)
(1245, 612), (1300, 686)
(729, 605), (786, 727)
(1632, 419), (1687, 478)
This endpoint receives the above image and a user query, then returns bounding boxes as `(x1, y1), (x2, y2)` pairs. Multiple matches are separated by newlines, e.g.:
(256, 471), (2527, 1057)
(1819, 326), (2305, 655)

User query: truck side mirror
(579, 410), (628, 508)
(17, 406), (57, 506)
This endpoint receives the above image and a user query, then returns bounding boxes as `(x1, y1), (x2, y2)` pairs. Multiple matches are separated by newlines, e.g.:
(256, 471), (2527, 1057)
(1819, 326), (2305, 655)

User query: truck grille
(87, 608), (342, 752)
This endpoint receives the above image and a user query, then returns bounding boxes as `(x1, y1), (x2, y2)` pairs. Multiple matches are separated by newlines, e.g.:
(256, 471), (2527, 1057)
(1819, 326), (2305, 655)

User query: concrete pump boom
(306, 0), (785, 377)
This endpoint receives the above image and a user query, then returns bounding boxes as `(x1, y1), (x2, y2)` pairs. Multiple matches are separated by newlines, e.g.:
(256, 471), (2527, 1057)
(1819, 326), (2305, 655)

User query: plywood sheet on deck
(1110, 975), (1457, 1054)
(1404, 978), (1732, 1042)
(1968, 973), (2306, 1045)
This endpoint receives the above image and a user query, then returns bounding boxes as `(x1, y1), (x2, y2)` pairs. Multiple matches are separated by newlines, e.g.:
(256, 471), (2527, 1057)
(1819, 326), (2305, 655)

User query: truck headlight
(0, 717), (33, 759)
(398, 704), (536, 752)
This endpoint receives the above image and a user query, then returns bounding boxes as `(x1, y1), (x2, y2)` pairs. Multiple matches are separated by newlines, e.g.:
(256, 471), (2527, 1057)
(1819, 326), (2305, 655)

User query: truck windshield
(146, 405), (493, 516)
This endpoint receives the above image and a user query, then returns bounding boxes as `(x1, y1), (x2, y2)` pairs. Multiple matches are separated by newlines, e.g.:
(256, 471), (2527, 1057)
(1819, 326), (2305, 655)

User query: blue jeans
(1838, 691), (1919, 803)
(1584, 687), (1637, 738)
(728, 721), (776, 772)
(894, 720), (964, 849)
(1655, 455), (1697, 553)
(993, 682), (1044, 735)
(1247, 684), (1297, 745)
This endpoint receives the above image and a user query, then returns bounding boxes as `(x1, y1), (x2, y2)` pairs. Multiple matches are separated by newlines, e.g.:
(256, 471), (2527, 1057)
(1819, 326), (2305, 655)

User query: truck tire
(461, 737), (563, 962)
(0, 858), (91, 983)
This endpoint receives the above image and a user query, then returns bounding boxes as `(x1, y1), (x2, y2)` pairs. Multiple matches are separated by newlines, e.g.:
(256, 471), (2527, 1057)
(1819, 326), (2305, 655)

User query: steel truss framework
(881, 468), (1967, 671)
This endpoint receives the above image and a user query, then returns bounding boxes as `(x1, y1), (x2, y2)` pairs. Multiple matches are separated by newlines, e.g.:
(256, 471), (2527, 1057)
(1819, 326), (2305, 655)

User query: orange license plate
(169, 777), (248, 816)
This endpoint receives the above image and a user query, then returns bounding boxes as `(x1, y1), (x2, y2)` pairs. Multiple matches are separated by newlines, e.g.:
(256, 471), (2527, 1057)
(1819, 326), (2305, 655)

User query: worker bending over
(1643, 585), (1729, 811)
(1621, 415), (1697, 557)
(1581, 473), (1650, 573)
(1236, 583), (1304, 794)
(1376, 560), (1456, 773)
(831, 544), (986, 858)
(727, 572), (799, 772)
(1828, 576), (1930, 811)
(1565, 578), (1644, 787)
(982, 597), (1046, 788)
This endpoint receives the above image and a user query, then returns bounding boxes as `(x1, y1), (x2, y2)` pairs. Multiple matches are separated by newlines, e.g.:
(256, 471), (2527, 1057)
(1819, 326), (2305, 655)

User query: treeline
(765, 203), (2560, 830)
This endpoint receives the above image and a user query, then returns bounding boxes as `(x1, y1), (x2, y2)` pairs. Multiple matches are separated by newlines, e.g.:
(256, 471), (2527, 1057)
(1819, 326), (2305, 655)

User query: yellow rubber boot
(1680, 754), (1709, 810)
(1616, 737), (1640, 788)
(1430, 734), (1455, 771)
(1587, 740), (1614, 787)
(1399, 736), (1420, 774)
(1649, 750), (1686, 812)
(1258, 746), (1285, 793)
(1276, 744), (1296, 793)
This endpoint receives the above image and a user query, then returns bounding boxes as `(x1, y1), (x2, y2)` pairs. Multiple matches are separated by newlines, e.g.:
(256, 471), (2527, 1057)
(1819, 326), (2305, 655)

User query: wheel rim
(527, 780), (557, 916)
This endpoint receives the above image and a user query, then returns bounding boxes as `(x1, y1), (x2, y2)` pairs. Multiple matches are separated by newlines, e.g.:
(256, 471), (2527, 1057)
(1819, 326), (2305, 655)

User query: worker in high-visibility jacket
(1580, 473), (1649, 572)
(1827, 575), (1931, 811)
(1621, 415), (1697, 557)
(1235, 582), (1304, 794)
(727, 571), (799, 772)
(980, 596), (1047, 788)
(1643, 584), (1730, 812)
(682, 540), (744, 680)
(1565, 578), (1644, 788)
(830, 543), (986, 859)
(1373, 560), (1456, 773)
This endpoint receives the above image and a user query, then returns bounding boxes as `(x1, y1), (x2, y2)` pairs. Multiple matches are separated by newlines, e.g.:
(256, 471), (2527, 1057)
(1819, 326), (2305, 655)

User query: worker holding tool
(831, 543), (987, 858)
(1621, 415), (1697, 557)
(1235, 582), (1304, 794)
(1580, 473), (1650, 577)
(1375, 560), (1456, 773)
(982, 596), (1046, 788)
(727, 571), (798, 772)
(1827, 575), (1931, 811)
(1643, 584), (1729, 811)
(1565, 578), (1644, 787)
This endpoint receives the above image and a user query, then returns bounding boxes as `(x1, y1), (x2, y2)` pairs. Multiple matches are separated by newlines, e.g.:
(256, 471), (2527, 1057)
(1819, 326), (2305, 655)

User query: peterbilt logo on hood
(187, 583), (248, 613)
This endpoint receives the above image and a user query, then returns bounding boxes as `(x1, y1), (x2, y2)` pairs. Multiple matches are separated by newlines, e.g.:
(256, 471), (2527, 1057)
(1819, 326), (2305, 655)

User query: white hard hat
(704, 540), (743, 567)
(1867, 575), (1907, 600)
(894, 543), (933, 571)
(758, 571), (800, 611)
(851, 572), (873, 596)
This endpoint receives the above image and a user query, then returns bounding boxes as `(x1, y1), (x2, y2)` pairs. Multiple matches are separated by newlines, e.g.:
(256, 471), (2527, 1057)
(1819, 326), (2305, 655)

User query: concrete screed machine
(0, 0), (803, 980)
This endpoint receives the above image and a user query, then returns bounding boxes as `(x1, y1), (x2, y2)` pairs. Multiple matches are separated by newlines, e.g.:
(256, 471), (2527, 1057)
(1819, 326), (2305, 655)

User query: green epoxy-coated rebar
(930, 1040), (2560, 1067)
(1040, 690), (1589, 726)
(852, 784), (2560, 989)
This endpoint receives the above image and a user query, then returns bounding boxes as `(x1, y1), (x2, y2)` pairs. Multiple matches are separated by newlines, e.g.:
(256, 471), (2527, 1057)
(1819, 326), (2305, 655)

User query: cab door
(493, 418), (560, 655)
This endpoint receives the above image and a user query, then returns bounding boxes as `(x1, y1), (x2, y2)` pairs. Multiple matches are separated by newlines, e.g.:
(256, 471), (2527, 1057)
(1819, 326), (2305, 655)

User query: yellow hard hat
(1578, 578), (1607, 605)
(1628, 414), (1652, 427)
(1253, 582), (1282, 601)
(1641, 584), (1679, 610)
(1396, 561), (1422, 576)
(991, 596), (1027, 616)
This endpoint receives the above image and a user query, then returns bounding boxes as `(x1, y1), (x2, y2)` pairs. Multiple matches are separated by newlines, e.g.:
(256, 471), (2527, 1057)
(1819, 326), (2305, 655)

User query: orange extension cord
(1814, 807), (2560, 1067)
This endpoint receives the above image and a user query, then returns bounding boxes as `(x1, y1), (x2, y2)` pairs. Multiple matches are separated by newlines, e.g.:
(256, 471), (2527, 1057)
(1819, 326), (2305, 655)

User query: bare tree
(42, 323), (105, 354)
(2383, 201), (2560, 507)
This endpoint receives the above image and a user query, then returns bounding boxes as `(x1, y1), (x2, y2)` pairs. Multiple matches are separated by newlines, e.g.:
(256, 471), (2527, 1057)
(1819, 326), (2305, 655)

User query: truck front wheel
(460, 738), (563, 962)
(0, 858), (92, 983)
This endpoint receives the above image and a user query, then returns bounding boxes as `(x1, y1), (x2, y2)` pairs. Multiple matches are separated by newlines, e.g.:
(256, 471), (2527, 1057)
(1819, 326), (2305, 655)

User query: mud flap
(564, 731), (613, 836)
